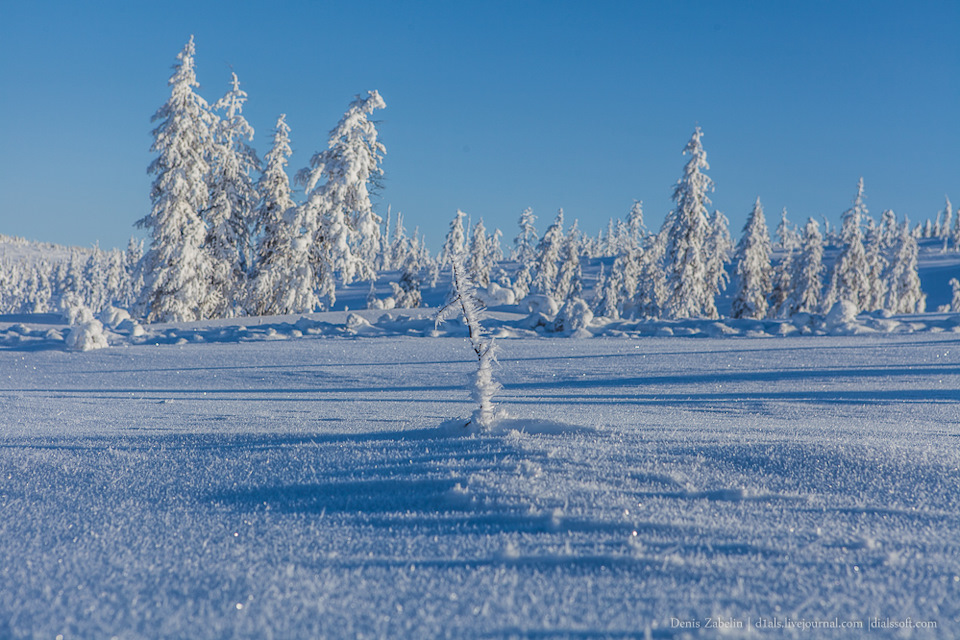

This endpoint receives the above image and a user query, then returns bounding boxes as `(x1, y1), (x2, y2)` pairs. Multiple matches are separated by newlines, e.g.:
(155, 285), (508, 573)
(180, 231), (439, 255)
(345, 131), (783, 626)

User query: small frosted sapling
(435, 253), (501, 430)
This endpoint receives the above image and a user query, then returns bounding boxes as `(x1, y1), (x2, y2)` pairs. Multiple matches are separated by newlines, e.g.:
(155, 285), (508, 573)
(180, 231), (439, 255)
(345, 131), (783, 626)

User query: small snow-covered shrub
(345, 313), (376, 334)
(60, 292), (92, 325)
(485, 282), (516, 306)
(100, 306), (131, 329)
(553, 298), (594, 336)
(524, 294), (559, 318)
(825, 300), (858, 328)
(116, 318), (146, 337)
(61, 294), (109, 351)
(66, 318), (109, 352)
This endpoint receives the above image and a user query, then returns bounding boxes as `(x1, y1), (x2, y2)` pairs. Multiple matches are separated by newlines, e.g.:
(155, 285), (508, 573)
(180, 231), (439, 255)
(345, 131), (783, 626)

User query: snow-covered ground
(1, 323), (959, 638)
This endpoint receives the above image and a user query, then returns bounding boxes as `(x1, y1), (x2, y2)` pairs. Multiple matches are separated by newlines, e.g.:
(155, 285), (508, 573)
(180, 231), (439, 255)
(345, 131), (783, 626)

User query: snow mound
(66, 318), (109, 351)
(825, 299), (858, 327)
(100, 306), (132, 329)
(553, 298), (594, 337)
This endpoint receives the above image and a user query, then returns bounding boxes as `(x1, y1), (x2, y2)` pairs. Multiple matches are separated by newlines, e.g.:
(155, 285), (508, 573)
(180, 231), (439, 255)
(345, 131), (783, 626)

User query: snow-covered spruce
(702, 210), (732, 319)
(296, 90), (387, 307)
(554, 220), (583, 303)
(248, 114), (313, 316)
(511, 207), (538, 264)
(136, 36), (216, 323)
(885, 220), (926, 314)
(531, 209), (565, 299)
(731, 198), (772, 320)
(784, 218), (825, 316)
(439, 210), (467, 268)
(662, 127), (717, 319)
(435, 254), (501, 431)
(467, 219), (492, 287)
(204, 72), (261, 319)
(824, 177), (870, 312)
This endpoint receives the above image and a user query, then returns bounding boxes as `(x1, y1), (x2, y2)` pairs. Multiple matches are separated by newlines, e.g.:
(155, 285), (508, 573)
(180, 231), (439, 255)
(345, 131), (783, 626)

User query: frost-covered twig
(435, 253), (501, 430)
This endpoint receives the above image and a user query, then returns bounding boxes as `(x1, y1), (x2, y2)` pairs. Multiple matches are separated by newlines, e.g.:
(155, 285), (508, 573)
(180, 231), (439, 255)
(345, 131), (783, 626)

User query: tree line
(2, 37), (958, 323)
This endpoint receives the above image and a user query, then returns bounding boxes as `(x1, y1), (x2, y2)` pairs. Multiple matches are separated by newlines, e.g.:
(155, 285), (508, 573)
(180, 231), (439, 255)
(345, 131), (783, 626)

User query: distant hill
(0, 234), (94, 265)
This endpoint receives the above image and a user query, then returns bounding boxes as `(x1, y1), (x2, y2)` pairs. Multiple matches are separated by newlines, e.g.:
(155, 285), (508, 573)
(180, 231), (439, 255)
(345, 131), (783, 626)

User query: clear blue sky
(1, 0), (958, 252)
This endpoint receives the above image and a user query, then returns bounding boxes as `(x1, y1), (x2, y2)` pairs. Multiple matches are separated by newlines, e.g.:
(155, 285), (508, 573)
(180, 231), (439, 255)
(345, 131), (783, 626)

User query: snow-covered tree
(249, 114), (308, 316)
(824, 178), (870, 312)
(467, 219), (492, 287)
(950, 278), (960, 312)
(940, 196), (954, 250)
(123, 237), (144, 310)
(439, 209), (467, 268)
(512, 263), (532, 300)
(703, 210), (732, 318)
(768, 249), (794, 318)
(392, 245), (423, 309)
(555, 220), (583, 302)
(204, 72), (261, 318)
(633, 228), (668, 318)
(863, 224), (888, 312)
(511, 208), (538, 264)
(488, 228), (504, 264)
(435, 253), (501, 430)
(137, 36), (215, 322)
(776, 208), (801, 251)
(885, 221), (926, 314)
(297, 90), (387, 295)
(880, 209), (899, 248)
(785, 218), (825, 315)
(626, 200), (646, 251)
(383, 211), (407, 271)
(610, 250), (641, 318)
(531, 209), (565, 297)
(593, 262), (621, 319)
(663, 127), (715, 319)
(952, 203), (960, 252)
(731, 198), (772, 319)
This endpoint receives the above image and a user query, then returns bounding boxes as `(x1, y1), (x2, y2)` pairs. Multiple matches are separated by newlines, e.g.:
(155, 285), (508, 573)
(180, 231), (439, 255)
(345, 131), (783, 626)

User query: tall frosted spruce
(731, 198), (772, 319)
(467, 218), (492, 287)
(248, 114), (314, 315)
(511, 208), (539, 264)
(297, 90), (386, 307)
(532, 209), (565, 298)
(439, 209), (467, 268)
(824, 178), (870, 312)
(885, 220), (926, 314)
(137, 36), (215, 323)
(785, 218), (825, 315)
(664, 127), (716, 319)
(204, 72), (260, 318)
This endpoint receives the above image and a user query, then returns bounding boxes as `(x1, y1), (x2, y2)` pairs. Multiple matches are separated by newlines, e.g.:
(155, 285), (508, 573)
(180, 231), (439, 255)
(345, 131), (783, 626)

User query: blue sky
(1, 0), (958, 252)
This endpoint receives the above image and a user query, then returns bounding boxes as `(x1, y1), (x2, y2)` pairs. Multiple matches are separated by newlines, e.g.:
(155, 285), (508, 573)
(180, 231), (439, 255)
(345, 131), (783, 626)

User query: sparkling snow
(1, 326), (958, 638)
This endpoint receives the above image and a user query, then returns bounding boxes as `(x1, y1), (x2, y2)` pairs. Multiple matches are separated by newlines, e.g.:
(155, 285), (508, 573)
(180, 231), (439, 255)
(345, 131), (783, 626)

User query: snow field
(1, 333), (959, 638)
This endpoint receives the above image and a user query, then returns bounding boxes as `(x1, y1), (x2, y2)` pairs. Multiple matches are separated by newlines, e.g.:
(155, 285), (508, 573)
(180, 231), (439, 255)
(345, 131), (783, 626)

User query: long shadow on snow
(501, 388), (960, 407)
(0, 425), (479, 451)
(7, 361), (959, 398)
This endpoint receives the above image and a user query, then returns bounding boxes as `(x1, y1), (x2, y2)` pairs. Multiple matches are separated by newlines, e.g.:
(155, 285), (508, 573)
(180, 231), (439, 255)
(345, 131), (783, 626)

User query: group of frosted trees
(731, 179), (928, 320)
(0, 241), (142, 316)
(0, 37), (952, 323)
(137, 37), (409, 322)
(437, 128), (933, 323)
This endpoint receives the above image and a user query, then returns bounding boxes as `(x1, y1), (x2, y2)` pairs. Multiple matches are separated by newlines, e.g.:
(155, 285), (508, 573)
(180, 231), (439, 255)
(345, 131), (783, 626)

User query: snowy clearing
(1, 328), (959, 638)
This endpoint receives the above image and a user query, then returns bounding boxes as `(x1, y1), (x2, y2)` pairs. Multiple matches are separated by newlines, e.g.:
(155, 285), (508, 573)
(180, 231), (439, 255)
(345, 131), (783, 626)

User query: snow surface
(1, 320), (959, 638)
